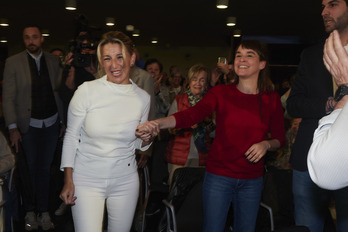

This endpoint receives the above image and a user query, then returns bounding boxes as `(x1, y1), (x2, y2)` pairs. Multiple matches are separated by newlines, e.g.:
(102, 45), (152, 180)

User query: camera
(68, 39), (97, 68)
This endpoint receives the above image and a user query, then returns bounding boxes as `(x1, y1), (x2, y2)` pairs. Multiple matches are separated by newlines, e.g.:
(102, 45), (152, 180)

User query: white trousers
(71, 171), (139, 232)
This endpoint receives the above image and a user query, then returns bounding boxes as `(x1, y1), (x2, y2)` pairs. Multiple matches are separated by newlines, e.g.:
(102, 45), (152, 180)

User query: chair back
(160, 167), (206, 232)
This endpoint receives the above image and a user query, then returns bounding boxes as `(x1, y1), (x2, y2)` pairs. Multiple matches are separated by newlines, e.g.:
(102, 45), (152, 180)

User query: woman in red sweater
(136, 40), (285, 232)
(166, 64), (214, 185)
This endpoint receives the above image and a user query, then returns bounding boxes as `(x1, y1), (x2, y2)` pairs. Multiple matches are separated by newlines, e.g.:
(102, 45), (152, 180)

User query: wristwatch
(334, 85), (348, 102)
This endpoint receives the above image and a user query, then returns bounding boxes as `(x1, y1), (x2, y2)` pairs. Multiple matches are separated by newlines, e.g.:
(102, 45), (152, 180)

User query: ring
(150, 134), (152, 137)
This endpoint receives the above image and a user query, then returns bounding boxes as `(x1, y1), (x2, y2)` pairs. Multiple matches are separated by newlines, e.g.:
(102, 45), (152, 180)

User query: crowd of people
(2, 0), (348, 231)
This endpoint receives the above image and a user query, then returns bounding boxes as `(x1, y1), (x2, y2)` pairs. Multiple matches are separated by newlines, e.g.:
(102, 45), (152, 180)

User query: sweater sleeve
(174, 89), (216, 128)
(135, 92), (152, 151)
(2, 56), (18, 128)
(308, 103), (348, 190)
(60, 83), (89, 170)
(270, 93), (286, 147)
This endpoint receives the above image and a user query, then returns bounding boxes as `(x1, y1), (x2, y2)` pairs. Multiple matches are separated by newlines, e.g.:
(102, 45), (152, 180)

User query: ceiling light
(0, 18), (9, 27)
(132, 29), (140, 37)
(0, 37), (7, 43)
(233, 29), (242, 37)
(105, 17), (115, 26)
(126, 25), (134, 31)
(216, 0), (228, 9)
(65, 0), (77, 10)
(42, 29), (50, 37)
(151, 37), (158, 44)
(226, 17), (236, 27)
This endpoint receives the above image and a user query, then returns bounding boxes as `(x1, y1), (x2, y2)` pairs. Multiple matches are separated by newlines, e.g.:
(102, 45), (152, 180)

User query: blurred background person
(2, 25), (63, 231)
(145, 58), (169, 118)
(167, 68), (185, 106)
(210, 59), (234, 88)
(166, 64), (214, 185)
(0, 131), (15, 232)
(59, 32), (97, 123)
(55, 32), (98, 217)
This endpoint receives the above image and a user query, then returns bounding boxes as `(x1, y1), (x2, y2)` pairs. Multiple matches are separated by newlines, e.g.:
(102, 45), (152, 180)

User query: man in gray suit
(2, 25), (64, 231)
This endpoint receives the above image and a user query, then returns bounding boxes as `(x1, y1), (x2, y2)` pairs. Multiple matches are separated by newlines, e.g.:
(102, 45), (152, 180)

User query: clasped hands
(135, 120), (160, 142)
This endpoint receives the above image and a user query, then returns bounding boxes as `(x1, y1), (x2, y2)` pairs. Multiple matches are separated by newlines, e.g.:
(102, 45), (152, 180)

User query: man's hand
(9, 128), (21, 153)
(323, 30), (348, 86)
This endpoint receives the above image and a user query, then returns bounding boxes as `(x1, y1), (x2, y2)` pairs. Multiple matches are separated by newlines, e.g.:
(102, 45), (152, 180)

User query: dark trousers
(21, 121), (59, 212)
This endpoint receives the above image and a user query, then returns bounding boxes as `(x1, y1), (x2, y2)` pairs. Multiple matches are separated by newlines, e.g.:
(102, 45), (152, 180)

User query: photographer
(59, 32), (98, 123)
(55, 32), (97, 216)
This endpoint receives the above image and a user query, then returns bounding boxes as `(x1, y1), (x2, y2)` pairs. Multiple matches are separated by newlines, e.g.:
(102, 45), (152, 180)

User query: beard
(325, 10), (348, 33)
(26, 44), (40, 54)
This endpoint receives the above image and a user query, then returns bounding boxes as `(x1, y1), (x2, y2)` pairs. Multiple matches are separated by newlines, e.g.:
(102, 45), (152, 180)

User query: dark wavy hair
(233, 40), (273, 94)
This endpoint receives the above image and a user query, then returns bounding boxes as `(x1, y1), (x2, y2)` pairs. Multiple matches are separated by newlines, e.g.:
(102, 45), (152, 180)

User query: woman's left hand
(244, 141), (270, 163)
(138, 131), (154, 143)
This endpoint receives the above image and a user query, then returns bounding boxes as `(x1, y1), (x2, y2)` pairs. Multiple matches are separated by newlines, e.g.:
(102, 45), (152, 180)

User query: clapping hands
(324, 30), (348, 86)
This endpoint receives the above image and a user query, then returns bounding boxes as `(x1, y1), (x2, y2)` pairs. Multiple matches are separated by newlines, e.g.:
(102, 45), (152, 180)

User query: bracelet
(327, 97), (335, 113)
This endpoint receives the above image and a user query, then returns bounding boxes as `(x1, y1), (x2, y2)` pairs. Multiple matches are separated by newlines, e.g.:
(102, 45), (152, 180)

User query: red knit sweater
(173, 84), (286, 179)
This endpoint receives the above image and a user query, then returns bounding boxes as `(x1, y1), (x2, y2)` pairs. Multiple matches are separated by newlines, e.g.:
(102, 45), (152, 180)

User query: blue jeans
(21, 121), (59, 212)
(293, 170), (348, 232)
(202, 172), (263, 232)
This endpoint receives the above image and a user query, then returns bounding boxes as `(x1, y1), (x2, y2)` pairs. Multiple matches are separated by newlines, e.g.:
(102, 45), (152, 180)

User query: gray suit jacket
(2, 50), (64, 133)
(131, 66), (156, 120)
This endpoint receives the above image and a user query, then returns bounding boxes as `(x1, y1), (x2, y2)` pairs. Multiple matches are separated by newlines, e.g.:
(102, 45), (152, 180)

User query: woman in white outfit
(59, 31), (153, 232)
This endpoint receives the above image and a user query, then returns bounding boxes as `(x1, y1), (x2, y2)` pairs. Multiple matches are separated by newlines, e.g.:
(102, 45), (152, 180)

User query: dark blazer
(286, 41), (332, 171)
(2, 50), (64, 133)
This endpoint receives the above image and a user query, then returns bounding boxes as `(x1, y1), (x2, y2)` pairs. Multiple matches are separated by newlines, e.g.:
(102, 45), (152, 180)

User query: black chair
(160, 167), (206, 232)
(137, 165), (169, 232)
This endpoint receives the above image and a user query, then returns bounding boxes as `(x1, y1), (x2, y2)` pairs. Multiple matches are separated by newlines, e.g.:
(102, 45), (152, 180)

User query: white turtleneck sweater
(61, 75), (151, 178)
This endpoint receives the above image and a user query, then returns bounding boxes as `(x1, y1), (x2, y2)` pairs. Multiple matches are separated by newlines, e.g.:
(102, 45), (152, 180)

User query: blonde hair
(97, 31), (135, 77)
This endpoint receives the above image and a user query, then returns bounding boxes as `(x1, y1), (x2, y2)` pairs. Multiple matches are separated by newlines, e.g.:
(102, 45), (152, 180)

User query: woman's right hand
(136, 120), (160, 137)
(60, 181), (77, 205)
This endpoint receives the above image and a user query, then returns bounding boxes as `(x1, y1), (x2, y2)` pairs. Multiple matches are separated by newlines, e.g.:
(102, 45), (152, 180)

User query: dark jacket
(286, 40), (332, 171)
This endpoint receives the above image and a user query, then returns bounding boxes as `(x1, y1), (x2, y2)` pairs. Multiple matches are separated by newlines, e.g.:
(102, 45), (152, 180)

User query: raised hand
(324, 30), (348, 86)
